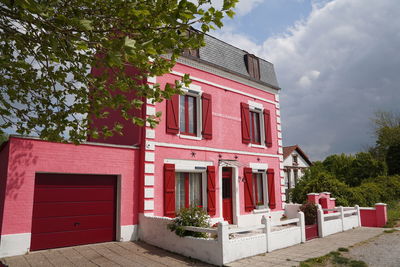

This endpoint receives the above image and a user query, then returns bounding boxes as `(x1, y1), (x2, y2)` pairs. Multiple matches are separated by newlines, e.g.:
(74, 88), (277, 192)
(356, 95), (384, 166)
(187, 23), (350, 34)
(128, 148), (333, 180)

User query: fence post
(297, 211), (306, 243)
(355, 205), (361, 227)
(217, 221), (229, 265)
(375, 203), (387, 227)
(262, 215), (272, 252)
(339, 206), (344, 231)
(317, 207), (324, 237)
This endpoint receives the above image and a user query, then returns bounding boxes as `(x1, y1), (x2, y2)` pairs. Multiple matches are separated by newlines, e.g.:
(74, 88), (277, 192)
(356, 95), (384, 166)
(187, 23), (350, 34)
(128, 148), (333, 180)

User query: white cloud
(235, 0), (265, 16)
(259, 0), (400, 160)
(209, 0), (266, 16)
(215, 0), (400, 160)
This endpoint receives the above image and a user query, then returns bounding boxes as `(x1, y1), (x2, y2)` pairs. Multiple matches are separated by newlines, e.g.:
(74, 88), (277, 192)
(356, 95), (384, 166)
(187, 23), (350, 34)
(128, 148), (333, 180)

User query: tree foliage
(0, 132), (7, 145)
(370, 111), (400, 160)
(387, 144), (400, 175)
(322, 152), (385, 187)
(0, 0), (238, 143)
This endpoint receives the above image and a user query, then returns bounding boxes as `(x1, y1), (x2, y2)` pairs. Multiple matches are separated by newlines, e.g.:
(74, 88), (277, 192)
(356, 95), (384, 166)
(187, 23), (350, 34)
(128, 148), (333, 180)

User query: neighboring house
(283, 145), (312, 202)
(0, 34), (284, 257)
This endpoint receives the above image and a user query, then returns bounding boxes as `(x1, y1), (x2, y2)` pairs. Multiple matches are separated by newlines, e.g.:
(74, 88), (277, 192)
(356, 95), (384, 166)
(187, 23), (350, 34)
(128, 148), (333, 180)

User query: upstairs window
(244, 54), (260, 80)
(241, 103), (272, 147)
(179, 95), (198, 136)
(249, 110), (262, 144)
(166, 88), (212, 139)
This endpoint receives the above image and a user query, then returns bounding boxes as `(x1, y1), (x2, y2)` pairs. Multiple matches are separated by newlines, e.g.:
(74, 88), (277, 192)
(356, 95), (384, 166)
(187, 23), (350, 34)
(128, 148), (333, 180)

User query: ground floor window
(253, 173), (264, 206)
(175, 172), (203, 212)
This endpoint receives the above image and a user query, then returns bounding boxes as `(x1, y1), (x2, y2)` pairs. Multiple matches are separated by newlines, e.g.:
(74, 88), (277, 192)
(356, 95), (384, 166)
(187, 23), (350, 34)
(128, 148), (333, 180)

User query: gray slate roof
(185, 34), (280, 90)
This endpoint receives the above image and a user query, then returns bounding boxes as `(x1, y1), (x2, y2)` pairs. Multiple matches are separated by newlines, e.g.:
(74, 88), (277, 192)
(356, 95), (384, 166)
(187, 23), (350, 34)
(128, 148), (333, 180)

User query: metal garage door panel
(31, 173), (117, 251)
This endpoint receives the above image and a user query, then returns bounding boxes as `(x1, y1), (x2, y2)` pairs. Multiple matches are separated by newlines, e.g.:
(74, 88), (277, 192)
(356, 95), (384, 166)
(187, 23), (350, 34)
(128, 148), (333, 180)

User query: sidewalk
(1, 227), (384, 267)
(226, 227), (384, 267)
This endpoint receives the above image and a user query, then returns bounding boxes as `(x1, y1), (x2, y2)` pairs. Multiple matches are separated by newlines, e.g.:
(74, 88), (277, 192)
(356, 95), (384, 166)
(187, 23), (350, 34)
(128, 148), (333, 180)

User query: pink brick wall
(148, 62), (283, 217)
(360, 204), (387, 227)
(1, 137), (140, 235)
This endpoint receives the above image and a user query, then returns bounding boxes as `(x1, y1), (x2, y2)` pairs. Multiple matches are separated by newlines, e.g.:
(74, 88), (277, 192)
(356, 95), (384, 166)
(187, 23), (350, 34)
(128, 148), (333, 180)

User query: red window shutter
(241, 103), (251, 144)
(166, 92), (179, 134)
(207, 166), (216, 216)
(243, 167), (255, 212)
(264, 109), (272, 147)
(267, 168), (276, 209)
(164, 164), (176, 217)
(201, 93), (212, 140)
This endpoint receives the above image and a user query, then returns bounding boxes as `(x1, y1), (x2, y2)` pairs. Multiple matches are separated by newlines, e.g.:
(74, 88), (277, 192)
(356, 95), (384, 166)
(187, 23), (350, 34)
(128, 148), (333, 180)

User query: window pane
(179, 95), (186, 132)
(189, 173), (202, 207)
(253, 173), (263, 205)
(188, 96), (196, 134)
(250, 111), (261, 144)
(256, 174), (263, 204)
(253, 112), (261, 143)
(175, 173), (186, 212)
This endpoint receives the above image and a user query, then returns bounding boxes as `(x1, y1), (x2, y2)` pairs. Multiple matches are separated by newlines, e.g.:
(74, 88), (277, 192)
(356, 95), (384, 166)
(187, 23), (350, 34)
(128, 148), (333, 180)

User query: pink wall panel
(2, 137), (139, 235)
(152, 146), (282, 217)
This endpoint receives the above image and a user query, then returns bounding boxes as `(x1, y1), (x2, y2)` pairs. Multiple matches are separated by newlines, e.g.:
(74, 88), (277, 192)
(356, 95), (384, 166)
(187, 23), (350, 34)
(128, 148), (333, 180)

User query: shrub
(300, 202), (318, 225)
(168, 206), (210, 238)
(387, 144), (400, 175)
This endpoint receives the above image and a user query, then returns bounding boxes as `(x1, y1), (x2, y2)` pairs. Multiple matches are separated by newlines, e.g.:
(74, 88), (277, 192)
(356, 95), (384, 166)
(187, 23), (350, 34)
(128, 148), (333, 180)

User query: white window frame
(175, 171), (207, 211)
(252, 169), (268, 210)
(164, 159), (212, 211)
(178, 84), (203, 140)
(248, 101), (266, 148)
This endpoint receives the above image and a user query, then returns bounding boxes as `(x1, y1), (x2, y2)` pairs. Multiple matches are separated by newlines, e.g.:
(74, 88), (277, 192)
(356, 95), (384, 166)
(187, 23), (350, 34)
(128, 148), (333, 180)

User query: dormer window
(293, 155), (298, 165)
(244, 54), (260, 80)
(182, 29), (200, 58)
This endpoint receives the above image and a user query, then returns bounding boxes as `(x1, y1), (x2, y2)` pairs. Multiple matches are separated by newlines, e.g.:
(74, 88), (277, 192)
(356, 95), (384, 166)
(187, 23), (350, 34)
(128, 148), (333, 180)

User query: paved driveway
(1, 241), (212, 267)
(1, 227), (385, 267)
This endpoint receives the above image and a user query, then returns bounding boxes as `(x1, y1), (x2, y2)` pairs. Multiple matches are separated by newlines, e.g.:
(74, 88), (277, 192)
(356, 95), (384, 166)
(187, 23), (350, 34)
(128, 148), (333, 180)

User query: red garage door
(31, 173), (117, 251)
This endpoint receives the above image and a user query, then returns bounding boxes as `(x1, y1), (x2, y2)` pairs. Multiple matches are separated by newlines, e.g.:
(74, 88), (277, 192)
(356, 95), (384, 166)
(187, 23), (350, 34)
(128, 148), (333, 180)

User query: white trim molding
(164, 159), (213, 171)
(249, 163), (268, 170)
(154, 142), (281, 158)
(0, 233), (31, 258)
(145, 175), (155, 186)
(119, 225), (138, 241)
(144, 200), (154, 211)
(171, 70), (277, 105)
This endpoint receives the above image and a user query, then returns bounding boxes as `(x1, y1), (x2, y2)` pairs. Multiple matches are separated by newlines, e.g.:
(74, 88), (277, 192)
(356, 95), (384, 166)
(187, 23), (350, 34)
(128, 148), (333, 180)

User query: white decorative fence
(139, 212), (305, 266)
(317, 206), (361, 237)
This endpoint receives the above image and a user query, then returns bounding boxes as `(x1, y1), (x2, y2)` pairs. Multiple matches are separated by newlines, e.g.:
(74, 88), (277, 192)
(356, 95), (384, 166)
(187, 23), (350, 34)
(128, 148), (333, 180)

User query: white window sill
(249, 144), (266, 149)
(253, 207), (270, 214)
(178, 134), (202, 140)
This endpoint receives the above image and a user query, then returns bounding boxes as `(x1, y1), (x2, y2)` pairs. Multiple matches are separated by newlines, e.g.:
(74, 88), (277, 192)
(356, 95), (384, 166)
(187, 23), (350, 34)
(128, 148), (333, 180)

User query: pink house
(0, 34), (285, 257)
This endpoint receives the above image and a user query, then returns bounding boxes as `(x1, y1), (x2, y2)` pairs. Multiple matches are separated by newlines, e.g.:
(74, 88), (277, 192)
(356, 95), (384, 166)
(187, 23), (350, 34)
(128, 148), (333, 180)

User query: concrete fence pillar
(297, 211), (305, 243)
(307, 193), (319, 205)
(355, 205), (361, 227)
(339, 206), (344, 231)
(217, 221), (229, 265)
(262, 215), (272, 252)
(375, 203), (387, 227)
(317, 208), (324, 238)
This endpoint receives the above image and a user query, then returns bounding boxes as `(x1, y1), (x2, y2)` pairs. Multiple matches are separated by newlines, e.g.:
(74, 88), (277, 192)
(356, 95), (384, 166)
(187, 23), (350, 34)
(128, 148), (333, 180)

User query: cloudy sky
(210, 0), (400, 161)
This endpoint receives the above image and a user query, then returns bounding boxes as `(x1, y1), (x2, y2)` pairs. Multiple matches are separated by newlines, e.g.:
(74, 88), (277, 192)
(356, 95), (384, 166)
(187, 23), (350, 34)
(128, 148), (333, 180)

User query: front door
(222, 167), (233, 224)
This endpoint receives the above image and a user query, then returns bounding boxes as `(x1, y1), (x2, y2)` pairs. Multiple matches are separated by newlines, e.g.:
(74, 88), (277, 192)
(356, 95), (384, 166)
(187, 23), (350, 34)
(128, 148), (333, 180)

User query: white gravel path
(348, 230), (400, 267)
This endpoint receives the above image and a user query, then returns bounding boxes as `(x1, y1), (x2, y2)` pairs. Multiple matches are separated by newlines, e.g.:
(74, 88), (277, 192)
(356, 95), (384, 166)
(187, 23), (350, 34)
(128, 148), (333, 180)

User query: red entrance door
(222, 167), (233, 224)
